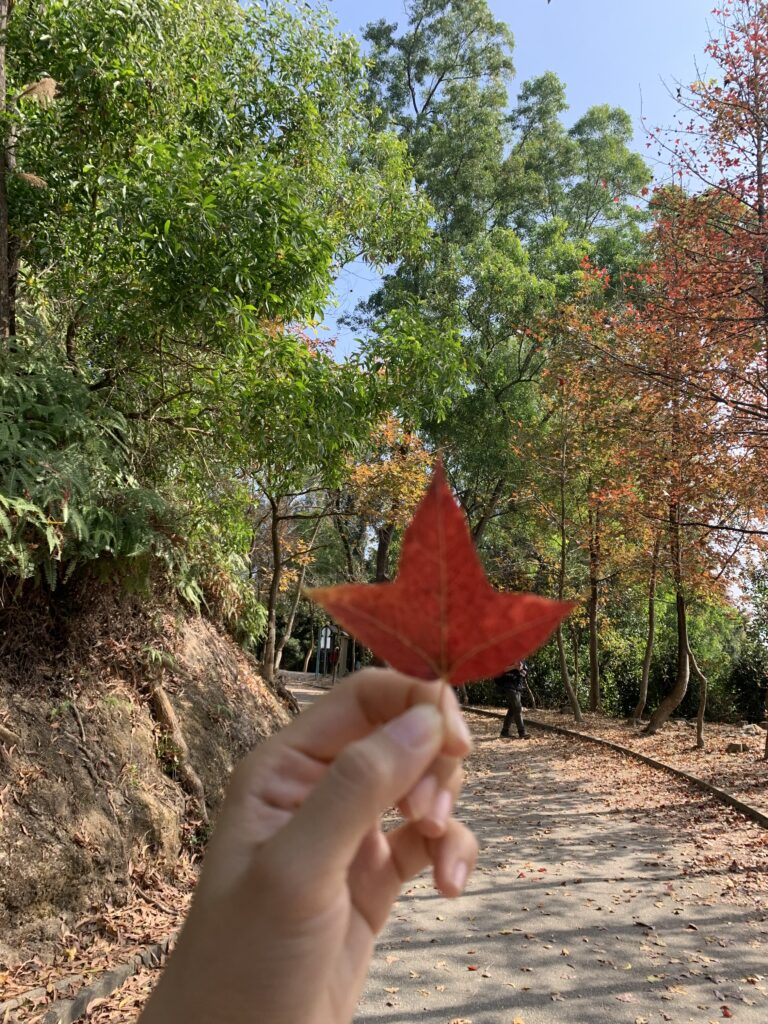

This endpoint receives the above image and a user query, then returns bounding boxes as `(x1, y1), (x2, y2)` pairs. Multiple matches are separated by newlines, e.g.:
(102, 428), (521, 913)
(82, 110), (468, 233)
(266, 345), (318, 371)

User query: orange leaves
(347, 416), (431, 529)
(278, 534), (315, 593)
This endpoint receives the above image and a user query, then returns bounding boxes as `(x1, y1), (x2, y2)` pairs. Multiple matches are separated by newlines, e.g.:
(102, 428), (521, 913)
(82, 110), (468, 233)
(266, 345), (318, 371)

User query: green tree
(358, 1), (650, 553)
(363, 0), (515, 245)
(0, 1), (425, 607)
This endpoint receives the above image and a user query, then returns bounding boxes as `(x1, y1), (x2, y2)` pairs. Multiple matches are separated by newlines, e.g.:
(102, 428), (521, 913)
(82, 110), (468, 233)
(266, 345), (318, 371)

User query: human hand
(139, 668), (478, 1024)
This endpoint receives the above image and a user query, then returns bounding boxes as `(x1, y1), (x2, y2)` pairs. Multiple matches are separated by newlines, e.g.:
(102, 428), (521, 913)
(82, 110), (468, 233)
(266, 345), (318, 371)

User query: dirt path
(355, 713), (768, 1024)
(289, 682), (329, 710)
(21, 686), (765, 1023)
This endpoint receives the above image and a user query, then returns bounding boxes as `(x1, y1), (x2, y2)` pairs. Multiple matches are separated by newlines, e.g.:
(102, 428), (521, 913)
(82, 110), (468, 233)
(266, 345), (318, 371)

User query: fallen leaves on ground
(0, 858), (195, 1022)
(6, 703), (768, 1023)
(530, 708), (768, 816)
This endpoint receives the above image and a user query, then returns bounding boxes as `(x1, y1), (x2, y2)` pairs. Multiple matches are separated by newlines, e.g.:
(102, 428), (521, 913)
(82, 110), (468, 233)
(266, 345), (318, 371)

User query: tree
(240, 339), (384, 682)
(13, 0), (423, 365)
(643, 0), (768, 482)
(345, 416), (432, 582)
(574, 247), (759, 742)
(632, 533), (662, 722)
(0, 0), (425, 608)
(253, 485), (327, 686)
(363, 0), (515, 246)
(359, 2), (651, 555)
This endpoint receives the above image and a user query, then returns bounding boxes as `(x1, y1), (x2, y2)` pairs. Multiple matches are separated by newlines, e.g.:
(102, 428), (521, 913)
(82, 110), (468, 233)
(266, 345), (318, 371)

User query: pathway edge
(463, 705), (768, 831)
(0, 933), (176, 1024)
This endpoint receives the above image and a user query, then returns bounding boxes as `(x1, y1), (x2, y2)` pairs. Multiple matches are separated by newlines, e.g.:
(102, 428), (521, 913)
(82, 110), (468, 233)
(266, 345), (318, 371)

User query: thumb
(274, 703), (444, 878)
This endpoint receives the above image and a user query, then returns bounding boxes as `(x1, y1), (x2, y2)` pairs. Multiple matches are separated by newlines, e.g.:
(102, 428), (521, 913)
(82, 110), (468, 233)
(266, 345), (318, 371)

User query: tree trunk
(0, 721), (20, 748)
(274, 518), (322, 671)
(753, 50), (768, 401)
(302, 642), (314, 673)
(273, 584), (301, 672)
(689, 644), (708, 750)
(332, 490), (358, 580)
(557, 625), (582, 723)
(375, 522), (395, 582)
(148, 679), (208, 824)
(632, 535), (660, 722)
(267, 676), (300, 715)
(368, 521), (397, 667)
(471, 477), (505, 545)
(0, 1), (12, 341)
(571, 622), (580, 691)
(556, 432), (582, 723)
(65, 319), (78, 364)
(262, 496), (282, 684)
(587, 501), (601, 712)
(646, 503), (689, 734)
(645, 588), (689, 735)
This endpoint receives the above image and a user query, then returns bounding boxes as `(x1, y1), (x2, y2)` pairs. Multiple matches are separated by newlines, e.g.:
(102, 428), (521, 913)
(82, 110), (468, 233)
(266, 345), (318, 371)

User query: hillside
(0, 581), (291, 963)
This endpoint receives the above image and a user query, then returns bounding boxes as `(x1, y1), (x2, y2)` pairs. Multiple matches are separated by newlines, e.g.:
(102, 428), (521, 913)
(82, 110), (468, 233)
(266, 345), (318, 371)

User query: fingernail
(429, 787), (453, 827)
(451, 860), (468, 893)
(406, 774), (438, 819)
(385, 704), (441, 750)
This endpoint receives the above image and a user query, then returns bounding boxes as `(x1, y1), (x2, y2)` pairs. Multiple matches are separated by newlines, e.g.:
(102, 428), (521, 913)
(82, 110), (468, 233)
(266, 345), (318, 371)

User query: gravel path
(352, 712), (768, 1024)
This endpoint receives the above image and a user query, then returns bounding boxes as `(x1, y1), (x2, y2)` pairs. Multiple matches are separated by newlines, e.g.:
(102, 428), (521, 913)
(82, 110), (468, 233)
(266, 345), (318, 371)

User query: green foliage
(594, 624), (646, 718)
(0, 343), (173, 590)
(364, 0), (515, 245)
(724, 569), (768, 722)
(191, 539), (268, 654)
(1, 1), (424, 642)
(14, 0), (422, 355)
(242, 339), (381, 492)
(355, 304), (467, 429)
(635, 595), (745, 723)
(278, 636), (304, 670)
(357, 1), (652, 552)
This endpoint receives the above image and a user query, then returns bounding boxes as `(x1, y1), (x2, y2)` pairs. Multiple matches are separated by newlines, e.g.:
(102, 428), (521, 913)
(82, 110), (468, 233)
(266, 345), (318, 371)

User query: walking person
(498, 660), (529, 739)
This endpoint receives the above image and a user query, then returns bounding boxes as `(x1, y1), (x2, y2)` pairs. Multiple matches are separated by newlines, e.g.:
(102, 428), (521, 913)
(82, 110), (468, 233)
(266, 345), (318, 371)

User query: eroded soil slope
(0, 581), (291, 962)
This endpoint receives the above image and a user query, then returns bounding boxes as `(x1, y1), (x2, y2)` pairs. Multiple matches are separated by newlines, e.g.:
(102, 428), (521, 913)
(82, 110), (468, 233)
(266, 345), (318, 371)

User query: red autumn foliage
(308, 463), (574, 685)
(642, 0), (768, 464)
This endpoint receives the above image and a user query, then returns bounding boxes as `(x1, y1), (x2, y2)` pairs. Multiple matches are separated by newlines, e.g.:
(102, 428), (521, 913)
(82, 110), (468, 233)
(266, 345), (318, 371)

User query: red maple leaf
(308, 463), (575, 685)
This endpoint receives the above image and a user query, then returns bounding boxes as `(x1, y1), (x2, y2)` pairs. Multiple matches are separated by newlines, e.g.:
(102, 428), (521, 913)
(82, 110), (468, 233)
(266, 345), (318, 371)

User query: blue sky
(321, 0), (718, 349)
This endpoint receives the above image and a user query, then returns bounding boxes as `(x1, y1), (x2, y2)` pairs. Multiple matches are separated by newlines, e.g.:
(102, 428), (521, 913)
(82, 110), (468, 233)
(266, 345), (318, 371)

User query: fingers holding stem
(399, 682), (471, 838)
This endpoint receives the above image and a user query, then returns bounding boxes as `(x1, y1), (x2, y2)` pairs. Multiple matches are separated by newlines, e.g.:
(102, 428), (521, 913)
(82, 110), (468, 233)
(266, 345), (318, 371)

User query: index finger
(283, 668), (472, 762)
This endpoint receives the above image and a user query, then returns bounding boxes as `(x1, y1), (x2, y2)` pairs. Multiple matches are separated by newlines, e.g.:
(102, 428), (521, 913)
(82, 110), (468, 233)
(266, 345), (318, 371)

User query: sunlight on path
(354, 716), (768, 1024)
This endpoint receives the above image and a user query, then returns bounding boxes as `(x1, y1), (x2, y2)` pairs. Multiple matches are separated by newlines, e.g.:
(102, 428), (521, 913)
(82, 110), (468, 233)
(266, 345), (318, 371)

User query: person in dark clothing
(498, 660), (529, 739)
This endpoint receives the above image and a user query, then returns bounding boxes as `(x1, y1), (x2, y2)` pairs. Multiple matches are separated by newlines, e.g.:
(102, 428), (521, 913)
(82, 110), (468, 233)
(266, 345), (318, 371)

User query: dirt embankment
(0, 581), (291, 962)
